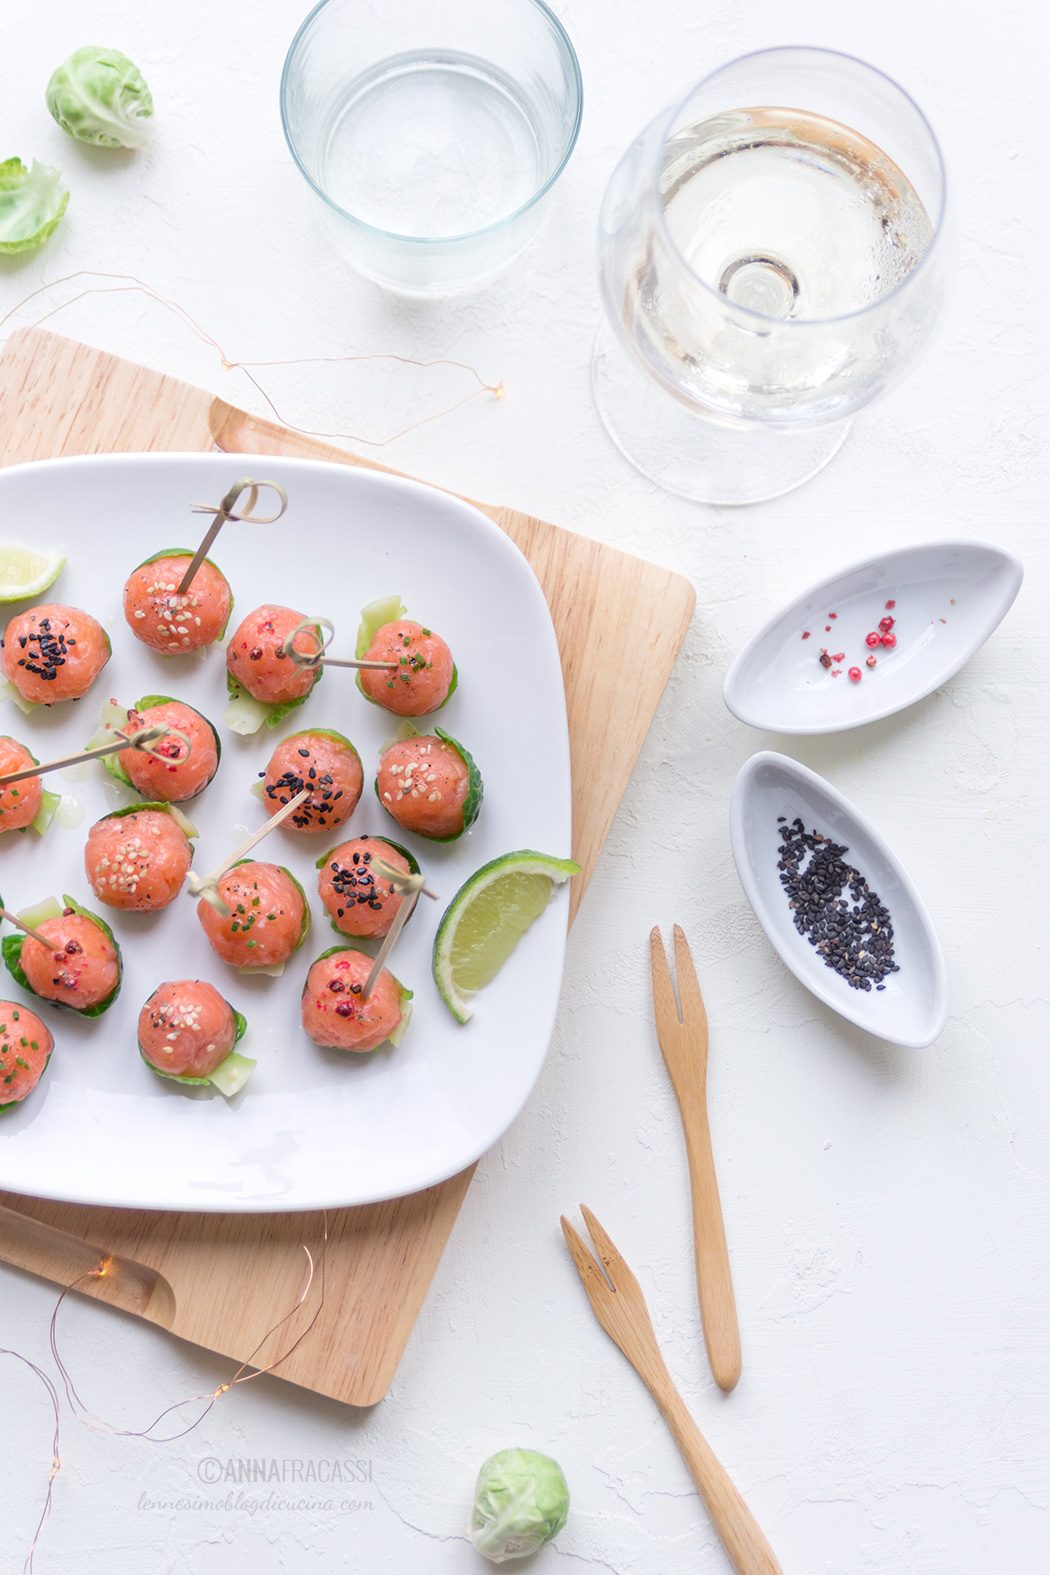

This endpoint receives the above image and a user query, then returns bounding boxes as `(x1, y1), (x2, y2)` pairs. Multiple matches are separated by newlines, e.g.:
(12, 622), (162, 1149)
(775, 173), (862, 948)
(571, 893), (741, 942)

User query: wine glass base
(591, 322), (852, 506)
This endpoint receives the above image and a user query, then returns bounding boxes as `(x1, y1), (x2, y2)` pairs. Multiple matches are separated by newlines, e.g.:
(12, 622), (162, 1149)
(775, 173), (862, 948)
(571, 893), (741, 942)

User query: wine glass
(593, 47), (950, 504)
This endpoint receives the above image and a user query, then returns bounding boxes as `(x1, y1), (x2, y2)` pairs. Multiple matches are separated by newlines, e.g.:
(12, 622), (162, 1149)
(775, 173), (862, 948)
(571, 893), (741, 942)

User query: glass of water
(281, 0), (582, 293)
(594, 48), (950, 504)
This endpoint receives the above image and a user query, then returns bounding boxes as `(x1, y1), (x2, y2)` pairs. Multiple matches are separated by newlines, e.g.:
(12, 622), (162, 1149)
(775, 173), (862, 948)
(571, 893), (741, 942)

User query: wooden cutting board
(0, 329), (694, 1406)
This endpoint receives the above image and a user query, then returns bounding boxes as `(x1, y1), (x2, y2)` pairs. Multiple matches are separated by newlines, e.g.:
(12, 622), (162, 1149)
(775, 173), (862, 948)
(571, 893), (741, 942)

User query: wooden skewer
(0, 906), (60, 951)
(0, 726), (171, 787)
(303, 655), (399, 671)
(176, 477), (288, 595)
(362, 887), (421, 1000)
(280, 616), (398, 673)
(369, 855), (439, 902)
(360, 859), (438, 997)
(186, 788), (310, 913)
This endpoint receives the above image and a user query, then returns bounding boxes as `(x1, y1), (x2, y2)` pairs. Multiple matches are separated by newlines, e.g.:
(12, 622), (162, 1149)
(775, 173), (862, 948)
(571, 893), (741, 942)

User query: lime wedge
(433, 850), (580, 1023)
(0, 540), (65, 602)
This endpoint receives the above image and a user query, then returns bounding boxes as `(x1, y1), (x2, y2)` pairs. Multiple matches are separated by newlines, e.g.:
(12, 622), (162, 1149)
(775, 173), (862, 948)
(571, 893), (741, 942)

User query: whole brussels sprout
(0, 158), (69, 254)
(468, 1448), (570, 1563)
(46, 46), (154, 149)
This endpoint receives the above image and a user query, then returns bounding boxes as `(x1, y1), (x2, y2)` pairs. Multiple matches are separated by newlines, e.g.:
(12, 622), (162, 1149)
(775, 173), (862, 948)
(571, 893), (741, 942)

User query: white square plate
(0, 454), (572, 1211)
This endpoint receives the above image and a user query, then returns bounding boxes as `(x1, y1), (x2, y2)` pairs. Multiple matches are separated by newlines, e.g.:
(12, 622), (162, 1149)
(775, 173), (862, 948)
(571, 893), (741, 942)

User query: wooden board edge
(1, 328), (698, 621)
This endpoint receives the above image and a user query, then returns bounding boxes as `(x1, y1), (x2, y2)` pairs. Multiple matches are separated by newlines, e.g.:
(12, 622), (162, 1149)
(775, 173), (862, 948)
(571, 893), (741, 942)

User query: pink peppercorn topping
(879, 616), (895, 633)
(866, 654), (878, 669)
(848, 667), (862, 683)
(880, 631), (897, 649)
(885, 599), (896, 609)
(801, 630), (811, 640)
(865, 631), (881, 648)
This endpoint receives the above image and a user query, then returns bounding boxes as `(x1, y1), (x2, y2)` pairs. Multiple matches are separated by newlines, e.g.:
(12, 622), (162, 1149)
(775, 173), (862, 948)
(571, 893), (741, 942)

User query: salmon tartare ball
(317, 836), (416, 939)
(376, 729), (481, 841)
(114, 698), (220, 802)
(11, 903), (122, 1015)
(1, 604), (110, 706)
(359, 619), (455, 716)
(260, 729), (362, 834)
(123, 552), (233, 653)
(226, 604), (321, 707)
(0, 1003), (54, 1107)
(0, 737), (43, 834)
(198, 860), (308, 970)
(84, 807), (193, 911)
(138, 980), (240, 1079)
(301, 948), (408, 1052)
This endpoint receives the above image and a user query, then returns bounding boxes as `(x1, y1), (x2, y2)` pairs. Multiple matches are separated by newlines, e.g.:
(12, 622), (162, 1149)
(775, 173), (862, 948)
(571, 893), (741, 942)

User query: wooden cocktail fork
(650, 924), (741, 1392)
(561, 1207), (782, 1575)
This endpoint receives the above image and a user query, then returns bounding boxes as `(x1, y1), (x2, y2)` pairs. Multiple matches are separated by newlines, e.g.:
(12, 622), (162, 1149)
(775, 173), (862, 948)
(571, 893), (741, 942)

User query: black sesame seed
(775, 815), (899, 992)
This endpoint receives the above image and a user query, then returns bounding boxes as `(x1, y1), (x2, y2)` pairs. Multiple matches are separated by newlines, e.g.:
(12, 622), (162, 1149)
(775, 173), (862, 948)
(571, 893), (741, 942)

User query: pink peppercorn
(881, 631), (897, 649)
(848, 667), (862, 683)
(885, 599), (896, 609)
(866, 654), (877, 669)
(879, 615), (895, 633)
(865, 631), (880, 648)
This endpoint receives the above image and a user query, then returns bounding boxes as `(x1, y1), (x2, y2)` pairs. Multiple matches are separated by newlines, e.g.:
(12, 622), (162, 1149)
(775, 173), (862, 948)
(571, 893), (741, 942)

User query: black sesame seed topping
(17, 614), (75, 683)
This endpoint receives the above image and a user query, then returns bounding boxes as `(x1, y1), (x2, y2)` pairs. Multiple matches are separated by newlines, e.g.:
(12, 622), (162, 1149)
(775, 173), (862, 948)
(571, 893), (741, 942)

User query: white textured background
(1, 1), (1047, 1572)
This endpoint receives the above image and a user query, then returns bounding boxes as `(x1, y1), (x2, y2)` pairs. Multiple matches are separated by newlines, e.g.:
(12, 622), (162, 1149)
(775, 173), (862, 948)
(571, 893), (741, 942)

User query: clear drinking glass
(281, 0), (582, 294)
(594, 48), (950, 504)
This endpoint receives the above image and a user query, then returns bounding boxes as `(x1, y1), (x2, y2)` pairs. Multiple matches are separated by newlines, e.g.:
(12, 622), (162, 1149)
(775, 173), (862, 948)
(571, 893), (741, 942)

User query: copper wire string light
(5, 1213), (328, 1569)
(0, 1345), (61, 1574)
(0, 272), (504, 447)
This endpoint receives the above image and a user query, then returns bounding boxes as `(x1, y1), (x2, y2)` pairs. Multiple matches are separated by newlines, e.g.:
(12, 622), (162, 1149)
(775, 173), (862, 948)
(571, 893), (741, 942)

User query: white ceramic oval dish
(0, 453), (572, 1212)
(723, 540), (1023, 735)
(730, 752), (948, 1048)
